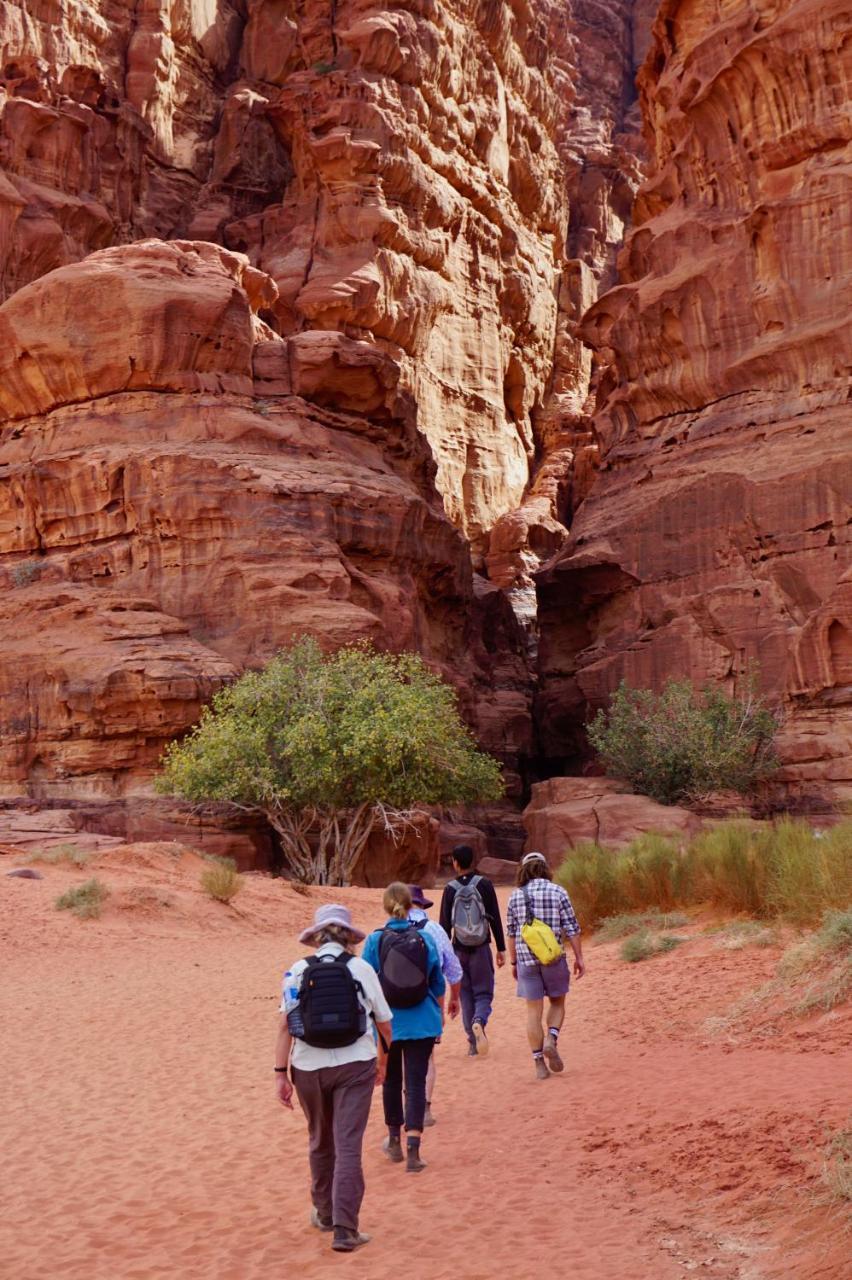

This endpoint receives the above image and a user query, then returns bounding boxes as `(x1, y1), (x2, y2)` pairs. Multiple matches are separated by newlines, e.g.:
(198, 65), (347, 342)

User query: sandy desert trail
(1, 846), (849, 1280)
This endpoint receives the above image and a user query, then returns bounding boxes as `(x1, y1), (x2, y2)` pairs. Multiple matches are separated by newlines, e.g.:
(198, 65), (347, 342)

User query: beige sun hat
(298, 903), (366, 946)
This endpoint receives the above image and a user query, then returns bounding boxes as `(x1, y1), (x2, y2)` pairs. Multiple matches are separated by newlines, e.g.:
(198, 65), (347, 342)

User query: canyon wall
(538, 0), (852, 806)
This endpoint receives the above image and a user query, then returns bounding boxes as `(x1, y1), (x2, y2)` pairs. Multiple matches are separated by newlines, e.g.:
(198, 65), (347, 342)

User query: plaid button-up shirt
(506, 878), (581, 968)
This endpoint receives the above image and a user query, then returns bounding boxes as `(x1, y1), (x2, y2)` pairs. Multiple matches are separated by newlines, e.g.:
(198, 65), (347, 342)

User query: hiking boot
(543, 1032), (564, 1073)
(331, 1228), (371, 1252)
(310, 1208), (333, 1232)
(406, 1139), (426, 1173)
(467, 1043), (478, 1056)
(423, 1104), (436, 1127)
(382, 1135), (404, 1163)
(472, 1021), (489, 1057)
(534, 1057), (550, 1081)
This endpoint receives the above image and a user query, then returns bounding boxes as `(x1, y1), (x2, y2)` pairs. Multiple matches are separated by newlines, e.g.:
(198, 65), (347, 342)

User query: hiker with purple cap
(274, 903), (393, 1254)
(407, 884), (462, 1127)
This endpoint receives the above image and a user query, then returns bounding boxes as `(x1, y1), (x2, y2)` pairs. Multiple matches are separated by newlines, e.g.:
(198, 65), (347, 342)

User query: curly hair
(516, 855), (552, 887)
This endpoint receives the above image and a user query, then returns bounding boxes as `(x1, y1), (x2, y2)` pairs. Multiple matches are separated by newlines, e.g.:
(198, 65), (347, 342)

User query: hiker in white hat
(506, 853), (586, 1080)
(274, 903), (393, 1253)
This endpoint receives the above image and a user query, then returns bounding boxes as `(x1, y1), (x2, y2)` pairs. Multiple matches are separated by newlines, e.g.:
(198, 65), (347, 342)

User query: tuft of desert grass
(820, 1126), (852, 1204)
(620, 930), (686, 962)
(55, 878), (109, 919)
(597, 910), (690, 942)
(200, 858), (242, 903)
(711, 920), (778, 950)
(557, 819), (851, 931)
(27, 843), (92, 869)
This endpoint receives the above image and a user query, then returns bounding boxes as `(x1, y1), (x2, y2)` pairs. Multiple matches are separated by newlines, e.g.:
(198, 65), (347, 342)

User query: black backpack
(298, 953), (365, 1049)
(378, 923), (429, 1008)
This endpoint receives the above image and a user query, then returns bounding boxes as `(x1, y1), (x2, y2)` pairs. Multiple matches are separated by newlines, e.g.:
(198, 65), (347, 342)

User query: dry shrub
(821, 1126), (852, 1203)
(620, 931), (685, 963)
(55, 878), (109, 919)
(28, 844), (91, 869)
(557, 820), (851, 931)
(200, 857), (242, 903)
(597, 910), (689, 942)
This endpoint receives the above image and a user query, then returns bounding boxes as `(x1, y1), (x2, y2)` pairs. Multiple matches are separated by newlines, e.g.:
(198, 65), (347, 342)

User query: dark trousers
(382, 1037), (436, 1132)
(291, 1058), (375, 1232)
(456, 944), (495, 1045)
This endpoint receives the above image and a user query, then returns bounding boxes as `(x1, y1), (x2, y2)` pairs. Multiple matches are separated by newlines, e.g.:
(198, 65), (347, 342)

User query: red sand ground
(1, 844), (849, 1280)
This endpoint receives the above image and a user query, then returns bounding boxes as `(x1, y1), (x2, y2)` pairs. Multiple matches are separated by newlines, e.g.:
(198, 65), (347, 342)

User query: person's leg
(468, 943), (495, 1054)
(401, 1037), (436, 1171)
(329, 1060), (376, 1244)
(525, 998), (545, 1052)
(542, 957), (570, 1072)
(424, 1048), (437, 1125)
(381, 1041), (405, 1162)
(457, 948), (476, 1050)
(292, 1066), (335, 1226)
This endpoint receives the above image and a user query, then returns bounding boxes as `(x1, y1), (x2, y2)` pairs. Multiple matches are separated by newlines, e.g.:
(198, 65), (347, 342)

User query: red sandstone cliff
(537, 0), (852, 807)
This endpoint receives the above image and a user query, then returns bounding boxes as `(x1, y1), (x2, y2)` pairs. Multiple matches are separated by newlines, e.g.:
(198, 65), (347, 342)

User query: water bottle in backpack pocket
(378, 924), (430, 1008)
(449, 875), (490, 946)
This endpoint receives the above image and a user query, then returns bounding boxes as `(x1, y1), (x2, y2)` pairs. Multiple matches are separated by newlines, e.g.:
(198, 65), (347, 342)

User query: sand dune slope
(1, 848), (849, 1280)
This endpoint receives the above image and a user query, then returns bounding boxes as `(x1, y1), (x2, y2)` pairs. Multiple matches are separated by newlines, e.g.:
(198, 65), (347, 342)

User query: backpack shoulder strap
(470, 875), (483, 890)
(447, 879), (460, 892)
(334, 951), (354, 967)
(522, 885), (534, 926)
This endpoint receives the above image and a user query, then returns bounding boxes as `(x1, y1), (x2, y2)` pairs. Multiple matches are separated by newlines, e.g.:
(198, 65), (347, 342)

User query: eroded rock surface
(538, 0), (852, 807)
(0, 240), (529, 799)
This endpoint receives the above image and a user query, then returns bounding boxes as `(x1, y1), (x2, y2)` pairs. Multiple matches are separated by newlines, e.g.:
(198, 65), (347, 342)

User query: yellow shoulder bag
(520, 886), (563, 965)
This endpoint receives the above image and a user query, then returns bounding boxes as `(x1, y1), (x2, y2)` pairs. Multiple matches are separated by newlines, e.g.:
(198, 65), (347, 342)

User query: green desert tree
(587, 675), (779, 805)
(157, 638), (504, 885)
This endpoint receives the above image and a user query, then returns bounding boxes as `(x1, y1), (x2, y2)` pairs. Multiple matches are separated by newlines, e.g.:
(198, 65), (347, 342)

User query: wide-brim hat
(299, 903), (366, 946)
(408, 884), (433, 909)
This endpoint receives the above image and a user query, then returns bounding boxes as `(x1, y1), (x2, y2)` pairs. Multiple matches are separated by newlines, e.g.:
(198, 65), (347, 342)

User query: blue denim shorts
(516, 954), (570, 1000)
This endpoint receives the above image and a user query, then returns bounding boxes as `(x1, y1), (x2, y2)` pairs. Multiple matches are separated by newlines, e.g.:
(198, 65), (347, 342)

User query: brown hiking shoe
(534, 1057), (550, 1080)
(382, 1135), (404, 1163)
(543, 1032), (564, 1073)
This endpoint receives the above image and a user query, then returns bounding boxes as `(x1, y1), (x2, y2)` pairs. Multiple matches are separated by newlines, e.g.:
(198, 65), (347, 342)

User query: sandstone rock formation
(0, 239), (528, 805)
(538, 0), (852, 808)
(523, 776), (700, 861)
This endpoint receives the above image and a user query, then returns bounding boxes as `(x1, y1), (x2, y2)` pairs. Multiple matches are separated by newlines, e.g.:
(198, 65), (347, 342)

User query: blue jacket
(362, 918), (445, 1041)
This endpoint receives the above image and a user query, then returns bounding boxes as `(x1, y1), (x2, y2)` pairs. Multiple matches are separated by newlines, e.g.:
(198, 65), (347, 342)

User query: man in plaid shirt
(506, 852), (585, 1079)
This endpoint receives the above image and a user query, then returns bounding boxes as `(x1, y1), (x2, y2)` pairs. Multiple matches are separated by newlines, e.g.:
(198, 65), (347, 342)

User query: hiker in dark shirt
(439, 845), (505, 1056)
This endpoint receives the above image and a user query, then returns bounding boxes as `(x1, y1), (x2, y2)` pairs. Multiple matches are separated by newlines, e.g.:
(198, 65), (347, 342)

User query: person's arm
(506, 891), (519, 979)
(274, 1015), (294, 1109)
(439, 884), (455, 937)
(480, 877), (506, 956)
(374, 1019), (393, 1085)
(434, 924), (462, 1017)
(559, 890), (586, 978)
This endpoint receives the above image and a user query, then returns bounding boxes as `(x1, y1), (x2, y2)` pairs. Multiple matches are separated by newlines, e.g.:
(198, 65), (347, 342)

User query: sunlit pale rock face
(537, 0), (852, 807)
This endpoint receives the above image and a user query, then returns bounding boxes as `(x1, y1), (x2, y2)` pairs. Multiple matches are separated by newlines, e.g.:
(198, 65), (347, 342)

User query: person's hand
(573, 955), (586, 979)
(495, 951), (506, 969)
(375, 1057), (387, 1088)
(447, 995), (460, 1020)
(276, 1074), (294, 1109)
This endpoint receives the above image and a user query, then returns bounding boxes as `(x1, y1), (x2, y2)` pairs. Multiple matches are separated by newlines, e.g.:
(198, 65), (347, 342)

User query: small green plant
(55, 878), (109, 919)
(12, 558), (42, 587)
(200, 858), (242, 902)
(817, 908), (852, 952)
(28, 844), (91, 868)
(588, 676), (779, 804)
(620, 931), (656, 963)
(820, 1125), (852, 1203)
(596, 910), (689, 941)
(657, 935), (685, 953)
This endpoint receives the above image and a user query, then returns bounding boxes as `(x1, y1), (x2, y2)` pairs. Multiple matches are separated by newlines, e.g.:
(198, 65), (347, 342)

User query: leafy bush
(200, 858), (242, 903)
(588, 677), (779, 804)
(557, 820), (852, 930)
(55, 879), (109, 919)
(159, 638), (503, 885)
